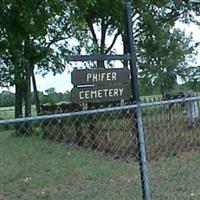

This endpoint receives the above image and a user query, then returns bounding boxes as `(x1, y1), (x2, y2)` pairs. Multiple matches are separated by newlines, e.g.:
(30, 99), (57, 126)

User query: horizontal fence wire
(0, 96), (200, 199)
(1, 97), (200, 125)
(0, 103), (142, 199)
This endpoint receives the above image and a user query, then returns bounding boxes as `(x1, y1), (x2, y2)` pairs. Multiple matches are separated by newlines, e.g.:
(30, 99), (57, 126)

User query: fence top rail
(0, 96), (200, 125)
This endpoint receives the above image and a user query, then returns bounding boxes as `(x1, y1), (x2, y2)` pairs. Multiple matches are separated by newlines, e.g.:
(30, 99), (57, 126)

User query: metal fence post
(123, 2), (151, 200)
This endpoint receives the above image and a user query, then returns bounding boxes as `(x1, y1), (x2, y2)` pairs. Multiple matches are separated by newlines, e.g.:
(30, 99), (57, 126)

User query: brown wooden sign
(71, 68), (130, 86)
(71, 84), (131, 103)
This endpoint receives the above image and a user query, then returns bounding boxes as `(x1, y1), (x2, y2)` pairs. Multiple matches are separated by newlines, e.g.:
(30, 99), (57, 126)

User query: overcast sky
(1, 19), (200, 94)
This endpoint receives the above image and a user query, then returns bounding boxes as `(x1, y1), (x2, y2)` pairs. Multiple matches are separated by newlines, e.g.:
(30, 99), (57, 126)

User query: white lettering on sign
(109, 89), (113, 97)
(112, 72), (117, 81)
(78, 88), (124, 100)
(86, 72), (118, 83)
(119, 88), (124, 96)
(86, 74), (92, 82)
(104, 89), (109, 98)
(91, 90), (97, 99)
(98, 90), (102, 98)
(114, 88), (119, 96)
(79, 91), (84, 99)
(85, 90), (90, 99)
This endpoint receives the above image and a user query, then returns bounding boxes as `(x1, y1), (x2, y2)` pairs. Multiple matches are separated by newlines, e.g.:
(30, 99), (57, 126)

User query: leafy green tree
(139, 28), (195, 95)
(0, 0), (74, 119)
(45, 87), (56, 95)
(70, 0), (196, 93)
(183, 0), (200, 91)
(185, 66), (200, 91)
(0, 91), (15, 107)
(70, 0), (124, 67)
(70, 0), (192, 55)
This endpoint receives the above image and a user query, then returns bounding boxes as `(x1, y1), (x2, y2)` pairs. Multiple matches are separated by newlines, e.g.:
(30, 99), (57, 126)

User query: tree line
(0, 0), (200, 118)
(1, 80), (199, 109)
(0, 88), (70, 108)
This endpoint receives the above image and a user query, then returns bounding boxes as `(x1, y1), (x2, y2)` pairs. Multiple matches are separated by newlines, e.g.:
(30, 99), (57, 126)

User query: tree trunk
(32, 68), (41, 114)
(24, 63), (31, 117)
(24, 39), (32, 118)
(160, 84), (165, 98)
(15, 82), (23, 118)
(122, 34), (129, 68)
(15, 75), (23, 135)
(23, 62), (32, 134)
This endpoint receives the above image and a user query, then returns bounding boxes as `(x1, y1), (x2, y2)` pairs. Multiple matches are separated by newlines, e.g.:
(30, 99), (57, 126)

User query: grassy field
(0, 106), (15, 119)
(0, 131), (141, 200)
(1, 131), (200, 200)
(0, 106), (37, 119)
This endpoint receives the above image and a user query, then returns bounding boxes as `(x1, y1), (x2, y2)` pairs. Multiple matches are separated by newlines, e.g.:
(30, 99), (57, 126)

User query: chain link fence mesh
(0, 97), (200, 199)
(144, 97), (200, 200)
(0, 103), (142, 199)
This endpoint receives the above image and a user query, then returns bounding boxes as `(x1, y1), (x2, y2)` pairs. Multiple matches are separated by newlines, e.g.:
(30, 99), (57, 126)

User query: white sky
(35, 20), (200, 94)
(1, 19), (200, 94)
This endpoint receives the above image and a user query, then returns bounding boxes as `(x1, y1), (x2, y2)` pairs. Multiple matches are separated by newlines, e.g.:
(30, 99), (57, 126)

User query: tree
(0, 0), (74, 120)
(70, 0), (124, 68)
(45, 87), (56, 95)
(70, 0), (196, 93)
(185, 66), (200, 91)
(0, 91), (15, 107)
(139, 28), (195, 95)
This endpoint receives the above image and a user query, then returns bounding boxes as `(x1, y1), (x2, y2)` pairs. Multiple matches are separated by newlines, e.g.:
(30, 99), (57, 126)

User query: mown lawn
(0, 131), (200, 200)
(0, 106), (37, 119)
(0, 131), (141, 200)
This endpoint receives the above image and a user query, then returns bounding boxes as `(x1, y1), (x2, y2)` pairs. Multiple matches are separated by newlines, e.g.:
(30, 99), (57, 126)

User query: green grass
(1, 131), (200, 200)
(0, 106), (15, 119)
(0, 131), (141, 200)
(0, 105), (37, 119)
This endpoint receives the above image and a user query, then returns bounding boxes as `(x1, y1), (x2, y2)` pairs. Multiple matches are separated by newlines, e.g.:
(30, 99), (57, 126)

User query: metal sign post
(124, 2), (151, 200)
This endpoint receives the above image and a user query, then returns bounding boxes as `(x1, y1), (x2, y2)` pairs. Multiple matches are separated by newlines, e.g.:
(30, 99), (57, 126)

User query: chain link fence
(143, 97), (200, 199)
(0, 97), (200, 199)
